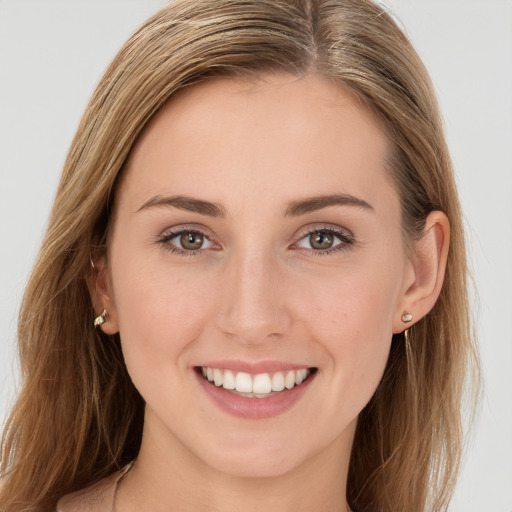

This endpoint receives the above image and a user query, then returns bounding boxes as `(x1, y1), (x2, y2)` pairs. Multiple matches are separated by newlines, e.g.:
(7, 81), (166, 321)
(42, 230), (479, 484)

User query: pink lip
(198, 360), (311, 374)
(194, 366), (316, 420)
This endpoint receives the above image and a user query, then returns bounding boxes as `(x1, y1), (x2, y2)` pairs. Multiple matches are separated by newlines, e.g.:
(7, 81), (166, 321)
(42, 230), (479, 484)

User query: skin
(69, 74), (449, 512)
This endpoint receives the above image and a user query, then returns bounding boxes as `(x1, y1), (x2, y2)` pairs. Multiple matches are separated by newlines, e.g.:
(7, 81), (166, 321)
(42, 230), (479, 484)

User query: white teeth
(213, 368), (223, 387)
(223, 370), (236, 390)
(285, 370), (296, 389)
(235, 372), (253, 393)
(253, 373), (272, 394)
(296, 369), (308, 385)
(200, 367), (311, 394)
(271, 372), (285, 392)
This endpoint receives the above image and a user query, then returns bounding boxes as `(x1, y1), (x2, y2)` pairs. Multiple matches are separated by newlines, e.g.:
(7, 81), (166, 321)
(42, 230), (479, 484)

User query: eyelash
(294, 225), (355, 256)
(157, 225), (355, 257)
(158, 226), (217, 257)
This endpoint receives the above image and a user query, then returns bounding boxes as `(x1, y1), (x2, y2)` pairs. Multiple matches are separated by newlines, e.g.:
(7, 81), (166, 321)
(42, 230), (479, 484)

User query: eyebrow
(284, 194), (374, 216)
(136, 195), (226, 217)
(136, 192), (373, 218)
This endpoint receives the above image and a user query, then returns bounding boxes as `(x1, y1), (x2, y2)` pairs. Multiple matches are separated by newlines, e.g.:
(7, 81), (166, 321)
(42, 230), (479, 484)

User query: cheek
(293, 254), (404, 408)
(109, 247), (215, 379)
(298, 254), (402, 337)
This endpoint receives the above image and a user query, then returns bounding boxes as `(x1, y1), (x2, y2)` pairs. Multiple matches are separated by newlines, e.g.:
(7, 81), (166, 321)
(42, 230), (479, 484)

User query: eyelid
(157, 224), (221, 254)
(159, 223), (216, 239)
(156, 223), (355, 257)
(291, 224), (355, 253)
(293, 223), (354, 241)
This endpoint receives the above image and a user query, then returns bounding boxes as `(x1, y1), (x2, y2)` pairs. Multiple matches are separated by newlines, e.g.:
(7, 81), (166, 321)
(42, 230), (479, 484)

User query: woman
(0, 0), (478, 511)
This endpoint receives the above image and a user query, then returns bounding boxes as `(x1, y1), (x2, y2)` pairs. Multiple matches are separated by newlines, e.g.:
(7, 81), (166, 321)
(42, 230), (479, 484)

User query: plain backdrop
(1, 1), (511, 510)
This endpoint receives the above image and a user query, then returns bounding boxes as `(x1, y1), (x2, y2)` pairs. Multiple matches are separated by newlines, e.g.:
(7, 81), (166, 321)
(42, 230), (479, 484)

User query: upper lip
(196, 360), (314, 374)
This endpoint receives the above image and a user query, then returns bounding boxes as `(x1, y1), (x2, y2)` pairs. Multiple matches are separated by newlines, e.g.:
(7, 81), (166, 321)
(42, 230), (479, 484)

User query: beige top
(56, 464), (132, 512)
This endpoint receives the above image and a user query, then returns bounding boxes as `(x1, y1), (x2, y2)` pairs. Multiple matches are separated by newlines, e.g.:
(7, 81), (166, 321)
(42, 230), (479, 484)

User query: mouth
(195, 366), (317, 399)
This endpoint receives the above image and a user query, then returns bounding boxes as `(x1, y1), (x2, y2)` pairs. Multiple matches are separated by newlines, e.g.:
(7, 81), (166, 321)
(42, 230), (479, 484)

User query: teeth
(271, 372), (285, 392)
(213, 368), (223, 387)
(296, 368), (308, 385)
(285, 370), (296, 389)
(200, 367), (311, 395)
(235, 372), (253, 393)
(253, 373), (272, 394)
(223, 370), (235, 390)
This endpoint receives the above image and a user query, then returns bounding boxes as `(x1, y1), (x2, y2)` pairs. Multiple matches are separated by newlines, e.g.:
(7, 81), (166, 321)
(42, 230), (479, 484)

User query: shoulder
(56, 471), (119, 512)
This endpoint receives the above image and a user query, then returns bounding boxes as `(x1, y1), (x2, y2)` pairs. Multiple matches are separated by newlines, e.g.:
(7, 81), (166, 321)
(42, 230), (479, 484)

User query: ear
(393, 211), (450, 334)
(87, 255), (119, 335)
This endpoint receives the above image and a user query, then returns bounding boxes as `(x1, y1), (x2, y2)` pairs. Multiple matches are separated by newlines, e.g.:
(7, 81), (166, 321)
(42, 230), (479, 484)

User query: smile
(194, 364), (317, 419)
(199, 367), (312, 397)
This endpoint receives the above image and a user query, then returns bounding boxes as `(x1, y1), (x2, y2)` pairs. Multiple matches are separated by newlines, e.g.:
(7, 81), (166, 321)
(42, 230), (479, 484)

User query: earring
(401, 311), (413, 323)
(94, 309), (108, 327)
(402, 312), (413, 343)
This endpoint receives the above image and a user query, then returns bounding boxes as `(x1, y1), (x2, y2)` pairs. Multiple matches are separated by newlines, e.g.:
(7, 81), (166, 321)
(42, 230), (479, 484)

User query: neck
(117, 414), (354, 512)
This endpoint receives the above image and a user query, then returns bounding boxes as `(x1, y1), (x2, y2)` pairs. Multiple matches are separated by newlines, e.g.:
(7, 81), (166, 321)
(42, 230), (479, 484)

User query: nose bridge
(217, 243), (290, 344)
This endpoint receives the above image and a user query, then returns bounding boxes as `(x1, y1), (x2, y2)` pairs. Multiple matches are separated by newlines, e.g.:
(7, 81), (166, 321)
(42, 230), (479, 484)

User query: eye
(159, 228), (216, 254)
(176, 231), (209, 251)
(294, 227), (353, 253)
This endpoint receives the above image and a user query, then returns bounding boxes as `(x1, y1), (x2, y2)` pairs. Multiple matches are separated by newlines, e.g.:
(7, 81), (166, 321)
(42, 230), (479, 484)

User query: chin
(207, 450), (303, 479)
(193, 429), (319, 479)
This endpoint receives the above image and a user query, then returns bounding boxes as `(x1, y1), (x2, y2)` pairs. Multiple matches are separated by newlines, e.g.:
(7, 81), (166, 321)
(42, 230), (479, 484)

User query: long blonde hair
(0, 1), (478, 510)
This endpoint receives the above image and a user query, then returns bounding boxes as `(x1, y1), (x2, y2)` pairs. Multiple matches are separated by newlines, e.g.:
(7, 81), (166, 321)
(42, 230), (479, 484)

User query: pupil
(180, 232), (203, 250)
(310, 231), (333, 250)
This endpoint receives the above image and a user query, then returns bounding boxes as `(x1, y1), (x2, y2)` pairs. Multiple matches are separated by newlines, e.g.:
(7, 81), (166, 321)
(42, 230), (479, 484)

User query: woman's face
(102, 74), (416, 478)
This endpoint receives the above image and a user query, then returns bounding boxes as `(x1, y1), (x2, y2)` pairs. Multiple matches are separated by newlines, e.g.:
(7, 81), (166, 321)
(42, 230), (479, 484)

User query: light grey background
(1, 1), (511, 510)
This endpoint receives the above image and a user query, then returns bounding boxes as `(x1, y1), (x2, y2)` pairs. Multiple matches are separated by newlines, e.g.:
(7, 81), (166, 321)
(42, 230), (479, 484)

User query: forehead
(118, 74), (397, 218)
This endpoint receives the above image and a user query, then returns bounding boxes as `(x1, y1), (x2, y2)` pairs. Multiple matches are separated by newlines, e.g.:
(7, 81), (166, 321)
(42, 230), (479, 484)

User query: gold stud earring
(401, 311), (413, 323)
(94, 309), (108, 327)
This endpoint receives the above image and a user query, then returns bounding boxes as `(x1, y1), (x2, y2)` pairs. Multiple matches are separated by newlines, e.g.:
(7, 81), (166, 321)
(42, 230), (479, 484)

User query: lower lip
(195, 370), (316, 419)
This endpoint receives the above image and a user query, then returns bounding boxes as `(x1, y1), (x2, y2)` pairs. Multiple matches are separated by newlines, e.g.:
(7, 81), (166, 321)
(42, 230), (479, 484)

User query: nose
(215, 248), (292, 345)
